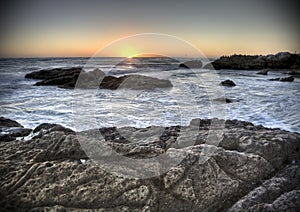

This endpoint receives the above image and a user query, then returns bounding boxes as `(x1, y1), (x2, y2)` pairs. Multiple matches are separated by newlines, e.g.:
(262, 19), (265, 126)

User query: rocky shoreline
(25, 67), (173, 90)
(204, 52), (300, 71)
(1, 117), (299, 211)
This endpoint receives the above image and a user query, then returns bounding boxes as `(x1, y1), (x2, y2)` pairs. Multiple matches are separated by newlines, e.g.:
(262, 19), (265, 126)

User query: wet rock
(257, 69), (269, 75)
(0, 117), (31, 142)
(0, 117), (23, 128)
(32, 123), (75, 139)
(287, 70), (300, 76)
(35, 74), (78, 86)
(220, 79), (236, 87)
(269, 76), (294, 82)
(117, 74), (173, 90)
(0, 119), (299, 211)
(25, 67), (82, 80)
(26, 68), (172, 90)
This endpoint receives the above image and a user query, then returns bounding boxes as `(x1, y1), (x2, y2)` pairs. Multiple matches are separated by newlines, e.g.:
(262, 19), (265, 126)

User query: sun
(119, 45), (139, 58)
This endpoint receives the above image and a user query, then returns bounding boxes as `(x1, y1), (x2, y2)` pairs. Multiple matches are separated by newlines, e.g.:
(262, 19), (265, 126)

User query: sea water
(0, 57), (299, 132)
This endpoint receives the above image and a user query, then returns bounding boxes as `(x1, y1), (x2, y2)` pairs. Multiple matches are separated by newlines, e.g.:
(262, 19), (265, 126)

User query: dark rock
(269, 78), (281, 81)
(0, 134), (15, 142)
(32, 123), (75, 138)
(26, 68), (172, 90)
(179, 60), (203, 69)
(213, 97), (239, 103)
(0, 117), (23, 128)
(269, 76), (294, 82)
(99, 74), (173, 90)
(206, 52), (300, 70)
(35, 74), (78, 86)
(0, 119), (299, 211)
(256, 69), (269, 75)
(117, 75), (173, 90)
(0, 117), (31, 142)
(1, 127), (31, 137)
(25, 67), (82, 80)
(287, 70), (300, 76)
(280, 76), (295, 82)
(220, 79), (236, 87)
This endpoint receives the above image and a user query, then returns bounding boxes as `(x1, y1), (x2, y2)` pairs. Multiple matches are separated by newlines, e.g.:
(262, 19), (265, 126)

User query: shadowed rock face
(0, 118), (299, 211)
(25, 68), (173, 90)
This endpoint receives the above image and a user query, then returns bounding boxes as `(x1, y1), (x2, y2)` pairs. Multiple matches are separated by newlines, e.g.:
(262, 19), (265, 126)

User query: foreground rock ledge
(0, 118), (299, 211)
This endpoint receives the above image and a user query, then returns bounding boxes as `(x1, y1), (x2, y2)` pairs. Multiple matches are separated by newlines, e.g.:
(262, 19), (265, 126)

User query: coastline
(204, 52), (300, 71)
(1, 117), (299, 210)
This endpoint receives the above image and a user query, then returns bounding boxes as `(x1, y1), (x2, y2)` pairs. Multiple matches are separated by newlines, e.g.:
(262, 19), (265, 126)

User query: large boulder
(0, 118), (299, 211)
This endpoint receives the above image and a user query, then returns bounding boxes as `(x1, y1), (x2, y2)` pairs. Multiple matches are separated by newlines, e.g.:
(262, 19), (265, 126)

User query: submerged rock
(269, 76), (294, 82)
(213, 97), (239, 103)
(256, 69), (269, 75)
(0, 118), (299, 211)
(220, 79), (236, 87)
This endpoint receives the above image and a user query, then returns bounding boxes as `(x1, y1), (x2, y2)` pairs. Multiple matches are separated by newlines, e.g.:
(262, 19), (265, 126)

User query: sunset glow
(0, 1), (298, 58)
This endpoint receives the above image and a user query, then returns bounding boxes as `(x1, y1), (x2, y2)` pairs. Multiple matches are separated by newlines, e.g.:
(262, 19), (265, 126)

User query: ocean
(0, 57), (299, 132)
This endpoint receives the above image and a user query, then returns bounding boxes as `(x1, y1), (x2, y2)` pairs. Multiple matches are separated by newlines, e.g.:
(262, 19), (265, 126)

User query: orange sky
(0, 1), (299, 58)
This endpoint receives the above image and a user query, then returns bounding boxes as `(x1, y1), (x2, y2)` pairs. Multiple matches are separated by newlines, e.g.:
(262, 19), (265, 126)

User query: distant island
(205, 52), (300, 70)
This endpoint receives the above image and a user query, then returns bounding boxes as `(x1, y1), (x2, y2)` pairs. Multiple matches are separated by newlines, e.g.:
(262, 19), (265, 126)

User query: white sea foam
(0, 58), (299, 132)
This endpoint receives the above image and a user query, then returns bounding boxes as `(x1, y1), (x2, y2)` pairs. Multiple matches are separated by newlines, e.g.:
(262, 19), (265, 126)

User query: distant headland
(205, 52), (300, 70)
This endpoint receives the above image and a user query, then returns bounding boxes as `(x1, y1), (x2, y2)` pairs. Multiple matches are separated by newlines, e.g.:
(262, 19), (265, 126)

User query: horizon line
(0, 51), (298, 60)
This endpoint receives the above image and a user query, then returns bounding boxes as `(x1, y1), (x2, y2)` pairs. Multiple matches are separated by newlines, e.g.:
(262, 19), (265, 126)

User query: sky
(0, 0), (299, 58)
